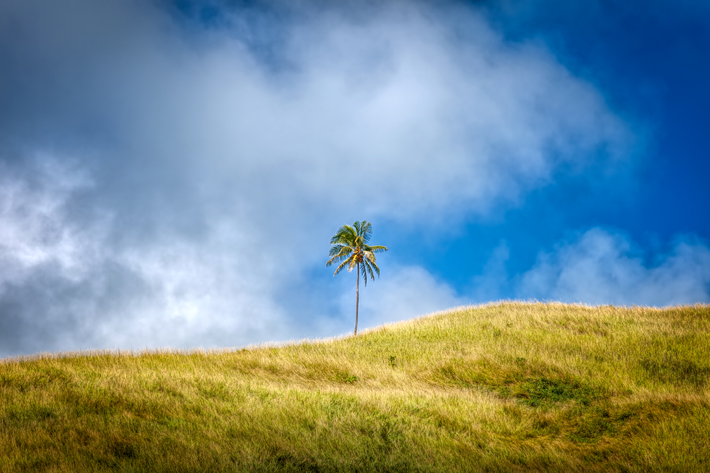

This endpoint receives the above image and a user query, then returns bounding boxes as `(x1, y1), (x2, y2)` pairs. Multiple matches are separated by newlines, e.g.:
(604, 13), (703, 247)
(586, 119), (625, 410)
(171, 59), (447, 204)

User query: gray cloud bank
(0, 0), (652, 356)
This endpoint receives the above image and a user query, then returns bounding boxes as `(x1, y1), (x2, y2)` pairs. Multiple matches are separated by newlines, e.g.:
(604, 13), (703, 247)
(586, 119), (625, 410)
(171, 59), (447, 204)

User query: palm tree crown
(326, 221), (388, 283)
(326, 221), (388, 335)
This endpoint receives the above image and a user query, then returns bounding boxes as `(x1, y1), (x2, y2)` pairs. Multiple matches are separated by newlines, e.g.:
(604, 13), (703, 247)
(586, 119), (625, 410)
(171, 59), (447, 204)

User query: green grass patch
(515, 376), (604, 407)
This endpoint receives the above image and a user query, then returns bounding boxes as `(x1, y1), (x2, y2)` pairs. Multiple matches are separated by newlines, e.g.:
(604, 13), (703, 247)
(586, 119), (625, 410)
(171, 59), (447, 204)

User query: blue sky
(412, 1), (710, 295)
(0, 0), (708, 356)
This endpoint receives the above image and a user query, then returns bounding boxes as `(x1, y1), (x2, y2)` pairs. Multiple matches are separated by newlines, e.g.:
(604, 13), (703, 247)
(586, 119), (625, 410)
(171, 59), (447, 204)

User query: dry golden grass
(1, 302), (709, 471)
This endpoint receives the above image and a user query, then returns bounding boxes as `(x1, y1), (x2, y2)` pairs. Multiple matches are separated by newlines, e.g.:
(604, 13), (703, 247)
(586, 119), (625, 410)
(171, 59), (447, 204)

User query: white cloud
(337, 227), (710, 334)
(353, 265), (466, 330)
(0, 0), (640, 355)
(517, 228), (710, 306)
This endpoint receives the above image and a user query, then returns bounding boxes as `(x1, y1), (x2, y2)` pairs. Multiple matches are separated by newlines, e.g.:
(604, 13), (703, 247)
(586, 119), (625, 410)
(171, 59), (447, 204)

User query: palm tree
(326, 221), (388, 335)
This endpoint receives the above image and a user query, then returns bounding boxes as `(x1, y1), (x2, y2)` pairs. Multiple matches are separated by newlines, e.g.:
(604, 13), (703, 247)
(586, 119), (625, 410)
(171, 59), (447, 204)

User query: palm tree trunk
(355, 262), (360, 335)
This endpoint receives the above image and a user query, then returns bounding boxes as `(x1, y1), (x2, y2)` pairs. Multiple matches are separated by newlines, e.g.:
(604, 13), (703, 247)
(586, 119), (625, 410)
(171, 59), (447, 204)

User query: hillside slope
(1, 302), (709, 472)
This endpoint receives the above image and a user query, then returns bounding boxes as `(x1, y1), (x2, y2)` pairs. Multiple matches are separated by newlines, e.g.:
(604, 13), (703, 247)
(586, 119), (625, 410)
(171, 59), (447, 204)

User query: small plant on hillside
(345, 374), (358, 384)
(326, 221), (388, 335)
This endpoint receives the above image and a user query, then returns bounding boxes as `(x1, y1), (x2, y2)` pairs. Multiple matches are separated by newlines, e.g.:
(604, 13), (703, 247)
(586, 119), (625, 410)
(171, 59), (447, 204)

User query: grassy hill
(1, 302), (709, 472)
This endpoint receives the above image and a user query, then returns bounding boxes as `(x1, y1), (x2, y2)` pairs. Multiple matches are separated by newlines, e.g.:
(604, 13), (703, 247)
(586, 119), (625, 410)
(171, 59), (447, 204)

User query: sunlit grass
(1, 302), (709, 471)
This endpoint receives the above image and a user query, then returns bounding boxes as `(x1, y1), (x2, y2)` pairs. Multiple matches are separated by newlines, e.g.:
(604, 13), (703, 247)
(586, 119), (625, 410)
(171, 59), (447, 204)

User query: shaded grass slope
(1, 302), (710, 472)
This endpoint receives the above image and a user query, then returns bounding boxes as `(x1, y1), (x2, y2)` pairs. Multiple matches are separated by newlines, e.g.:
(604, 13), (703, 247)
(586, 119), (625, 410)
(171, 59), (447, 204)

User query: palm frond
(332, 256), (353, 276)
(362, 260), (375, 286)
(326, 245), (352, 265)
(367, 244), (388, 253)
(328, 244), (345, 257)
(365, 253), (380, 277)
(360, 221), (372, 243)
(330, 225), (356, 245)
(326, 249), (351, 267)
(326, 254), (343, 267)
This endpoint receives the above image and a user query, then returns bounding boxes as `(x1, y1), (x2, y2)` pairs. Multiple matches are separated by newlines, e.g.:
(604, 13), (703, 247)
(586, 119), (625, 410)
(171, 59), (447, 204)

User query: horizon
(2, 300), (707, 361)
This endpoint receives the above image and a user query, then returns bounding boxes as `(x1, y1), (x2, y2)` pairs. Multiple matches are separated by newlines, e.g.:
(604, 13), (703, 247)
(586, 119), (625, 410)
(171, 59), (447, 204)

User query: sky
(0, 0), (708, 357)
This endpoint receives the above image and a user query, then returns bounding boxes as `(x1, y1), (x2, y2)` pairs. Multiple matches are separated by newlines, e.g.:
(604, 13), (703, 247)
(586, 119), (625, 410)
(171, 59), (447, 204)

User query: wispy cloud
(355, 265), (466, 328)
(516, 228), (710, 306)
(354, 228), (710, 326)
